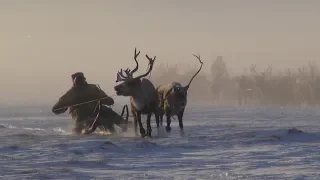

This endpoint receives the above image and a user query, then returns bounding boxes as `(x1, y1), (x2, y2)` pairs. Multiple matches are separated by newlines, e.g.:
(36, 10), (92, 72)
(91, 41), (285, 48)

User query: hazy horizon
(1, 0), (320, 106)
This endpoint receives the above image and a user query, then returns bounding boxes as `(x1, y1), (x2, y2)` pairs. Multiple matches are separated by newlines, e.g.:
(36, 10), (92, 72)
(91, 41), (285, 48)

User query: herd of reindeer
(113, 48), (320, 137)
(150, 56), (320, 108)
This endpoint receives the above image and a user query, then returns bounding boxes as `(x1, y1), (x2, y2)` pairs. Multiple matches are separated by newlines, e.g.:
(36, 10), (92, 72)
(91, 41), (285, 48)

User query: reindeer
(151, 63), (181, 86)
(210, 56), (230, 104)
(294, 67), (314, 106)
(250, 64), (273, 105)
(156, 53), (203, 135)
(114, 48), (159, 137)
(275, 68), (294, 106)
(308, 61), (320, 105)
(236, 74), (256, 107)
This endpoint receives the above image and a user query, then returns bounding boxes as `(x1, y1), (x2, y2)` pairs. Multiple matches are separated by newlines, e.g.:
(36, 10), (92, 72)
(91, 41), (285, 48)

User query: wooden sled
(81, 104), (129, 135)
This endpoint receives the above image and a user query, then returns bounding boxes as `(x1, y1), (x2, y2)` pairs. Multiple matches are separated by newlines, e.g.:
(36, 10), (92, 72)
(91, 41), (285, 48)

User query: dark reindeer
(114, 48), (159, 137)
(156, 53), (203, 136)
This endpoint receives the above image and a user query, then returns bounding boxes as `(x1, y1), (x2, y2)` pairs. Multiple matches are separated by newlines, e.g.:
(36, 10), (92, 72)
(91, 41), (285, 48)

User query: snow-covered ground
(0, 105), (319, 180)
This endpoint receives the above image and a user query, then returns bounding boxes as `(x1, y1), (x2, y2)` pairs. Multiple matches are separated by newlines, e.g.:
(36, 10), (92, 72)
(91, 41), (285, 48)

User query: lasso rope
(52, 95), (116, 111)
(51, 84), (117, 111)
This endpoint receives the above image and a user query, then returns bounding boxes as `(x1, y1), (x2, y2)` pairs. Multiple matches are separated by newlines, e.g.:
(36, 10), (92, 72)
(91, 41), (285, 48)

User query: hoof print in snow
(72, 150), (83, 155)
(8, 145), (20, 150)
(100, 141), (117, 150)
(103, 141), (116, 146)
(287, 128), (304, 135)
(270, 135), (281, 140)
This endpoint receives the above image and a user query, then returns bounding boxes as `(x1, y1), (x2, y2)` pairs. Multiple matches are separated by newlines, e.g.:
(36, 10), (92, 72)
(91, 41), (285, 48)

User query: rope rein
(51, 83), (119, 111)
(52, 96), (116, 111)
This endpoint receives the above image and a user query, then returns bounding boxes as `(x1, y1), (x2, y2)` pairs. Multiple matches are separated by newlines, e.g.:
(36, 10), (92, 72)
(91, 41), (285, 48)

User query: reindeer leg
(132, 111), (139, 136)
(134, 117), (138, 136)
(154, 111), (160, 136)
(131, 109), (139, 136)
(137, 113), (146, 137)
(178, 109), (185, 136)
(237, 90), (242, 107)
(159, 111), (164, 127)
(146, 113), (152, 137)
(107, 124), (116, 134)
(164, 103), (172, 132)
(158, 98), (164, 127)
(165, 113), (172, 133)
(244, 93), (247, 106)
(155, 113), (160, 128)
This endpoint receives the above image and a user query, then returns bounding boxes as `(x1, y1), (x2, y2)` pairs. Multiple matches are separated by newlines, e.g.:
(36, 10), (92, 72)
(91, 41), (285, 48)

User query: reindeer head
(250, 64), (272, 88)
(114, 48), (156, 96)
(170, 53), (203, 104)
(172, 83), (187, 100)
(296, 67), (310, 85)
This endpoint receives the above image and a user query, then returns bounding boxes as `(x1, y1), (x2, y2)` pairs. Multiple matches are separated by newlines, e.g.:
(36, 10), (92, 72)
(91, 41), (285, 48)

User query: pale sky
(0, 0), (319, 105)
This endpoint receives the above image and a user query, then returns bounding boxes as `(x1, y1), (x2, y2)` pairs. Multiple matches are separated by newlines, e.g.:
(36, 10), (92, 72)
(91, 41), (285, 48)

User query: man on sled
(51, 72), (128, 135)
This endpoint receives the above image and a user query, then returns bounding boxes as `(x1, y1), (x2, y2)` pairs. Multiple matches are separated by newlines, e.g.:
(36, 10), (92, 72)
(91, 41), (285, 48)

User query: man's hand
(52, 107), (68, 115)
(102, 96), (114, 106)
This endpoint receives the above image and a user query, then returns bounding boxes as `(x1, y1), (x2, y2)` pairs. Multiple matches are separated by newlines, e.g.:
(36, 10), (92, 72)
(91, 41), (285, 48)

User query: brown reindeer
(114, 48), (159, 137)
(156, 53), (203, 135)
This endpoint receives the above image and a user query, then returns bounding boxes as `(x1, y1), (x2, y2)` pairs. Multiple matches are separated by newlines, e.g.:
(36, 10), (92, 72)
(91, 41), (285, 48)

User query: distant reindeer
(308, 61), (320, 105)
(276, 68), (297, 106)
(250, 64), (272, 105)
(236, 74), (256, 107)
(151, 63), (181, 87)
(210, 56), (230, 104)
(294, 67), (314, 106)
(114, 48), (159, 137)
(156, 53), (203, 135)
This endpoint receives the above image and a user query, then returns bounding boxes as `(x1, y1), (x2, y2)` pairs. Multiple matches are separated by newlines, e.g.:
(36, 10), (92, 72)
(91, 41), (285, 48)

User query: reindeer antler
(285, 68), (291, 76)
(116, 48), (156, 82)
(250, 64), (259, 76)
(134, 54), (156, 79)
(124, 68), (133, 78)
(116, 69), (129, 82)
(115, 48), (141, 82)
(146, 54), (156, 68)
(262, 65), (272, 76)
(130, 48), (140, 75)
(186, 53), (203, 89)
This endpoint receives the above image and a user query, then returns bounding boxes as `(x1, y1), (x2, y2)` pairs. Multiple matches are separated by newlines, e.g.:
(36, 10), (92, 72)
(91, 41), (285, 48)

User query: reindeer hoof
(140, 129), (146, 137)
(147, 130), (152, 137)
(166, 126), (172, 133)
